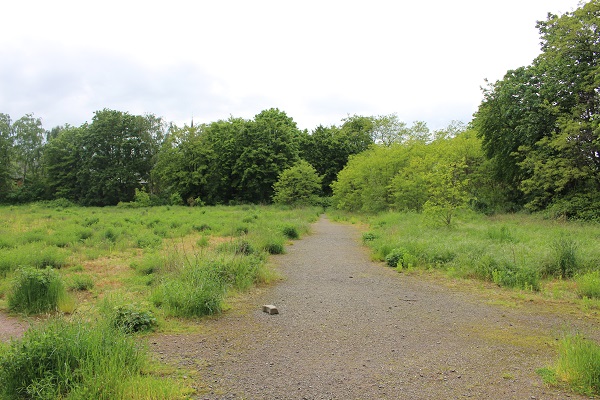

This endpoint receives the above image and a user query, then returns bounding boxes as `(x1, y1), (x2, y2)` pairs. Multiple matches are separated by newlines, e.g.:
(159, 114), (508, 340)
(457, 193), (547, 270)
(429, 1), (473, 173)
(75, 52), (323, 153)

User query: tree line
(1, 1), (598, 220)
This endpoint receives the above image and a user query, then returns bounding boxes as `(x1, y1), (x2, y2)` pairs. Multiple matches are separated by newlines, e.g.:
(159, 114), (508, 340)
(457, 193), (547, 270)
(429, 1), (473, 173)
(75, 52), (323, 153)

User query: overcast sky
(0, 0), (583, 132)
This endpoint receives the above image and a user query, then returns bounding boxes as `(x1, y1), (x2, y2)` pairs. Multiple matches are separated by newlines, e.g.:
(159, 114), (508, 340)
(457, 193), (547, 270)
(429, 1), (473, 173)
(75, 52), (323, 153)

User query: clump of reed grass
(8, 267), (67, 315)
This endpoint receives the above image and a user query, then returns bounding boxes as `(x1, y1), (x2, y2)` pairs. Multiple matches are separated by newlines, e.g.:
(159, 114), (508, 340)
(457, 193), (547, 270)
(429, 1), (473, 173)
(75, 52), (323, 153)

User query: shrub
(491, 263), (540, 291)
(135, 233), (162, 248)
(192, 223), (211, 232)
(111, 303), (158, 334)
(385, 248), (405, 268)
(131, 254), (163, 275)
(362, 232), (377, 243)
(262, 239), (285, 255)
(385, 248), (417, 270)
(577, 271), (600, 299)
(281, 225), (299, 239)
(8, 267), (67, 315)
(217, 239), (254, 256)
(0, 318), (145, 399)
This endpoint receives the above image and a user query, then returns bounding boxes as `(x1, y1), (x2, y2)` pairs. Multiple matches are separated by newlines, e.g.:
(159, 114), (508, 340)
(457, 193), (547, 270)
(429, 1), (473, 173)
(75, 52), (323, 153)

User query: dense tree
(300, 117), (374, 195)
(0, 114), (14, 200)
(331, 123), (482, 215)
(474, 1), (599, 217)
(233, 108), (300, 203)
(43, 109), (165, 206)
(12, 114), (45, 185)
(44, 125), (86, 201)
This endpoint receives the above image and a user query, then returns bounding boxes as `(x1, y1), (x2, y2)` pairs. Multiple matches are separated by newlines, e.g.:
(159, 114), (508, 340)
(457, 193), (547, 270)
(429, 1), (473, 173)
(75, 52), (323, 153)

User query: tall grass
(0, 317), (187, 399)
(552, 334), (600, 396)
(8, 267), (67, 315)
(350, 210), (600, 292)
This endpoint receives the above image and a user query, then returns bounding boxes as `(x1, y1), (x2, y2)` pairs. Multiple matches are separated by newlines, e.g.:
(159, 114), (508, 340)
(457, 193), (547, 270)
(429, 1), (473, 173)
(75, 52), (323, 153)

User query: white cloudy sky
(0, 0), (582, 132)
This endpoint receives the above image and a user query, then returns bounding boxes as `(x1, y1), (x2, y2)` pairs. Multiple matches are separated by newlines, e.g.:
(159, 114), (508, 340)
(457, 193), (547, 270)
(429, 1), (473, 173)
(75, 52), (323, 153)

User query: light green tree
(272, 160), (322, 205)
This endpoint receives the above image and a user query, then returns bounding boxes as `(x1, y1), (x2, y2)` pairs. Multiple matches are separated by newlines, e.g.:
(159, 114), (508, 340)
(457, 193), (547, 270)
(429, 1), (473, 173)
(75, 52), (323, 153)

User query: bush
(262, 239), (285, 255)
(282, 225), (299, 239)
(8, 267), (67, 315)
(217, 239), (254, 256)
(491, 263), (540, 291)
(577, 271), (600, 299)
(362, 232), (377, 243)
(111, 303), (158, 334)
(0, 318), (145, 399)
(385, 248), (417, 270)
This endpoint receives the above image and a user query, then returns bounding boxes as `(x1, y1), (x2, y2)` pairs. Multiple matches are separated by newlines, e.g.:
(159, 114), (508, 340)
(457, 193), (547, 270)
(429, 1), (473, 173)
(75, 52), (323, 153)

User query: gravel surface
(152, 215), (597, 399)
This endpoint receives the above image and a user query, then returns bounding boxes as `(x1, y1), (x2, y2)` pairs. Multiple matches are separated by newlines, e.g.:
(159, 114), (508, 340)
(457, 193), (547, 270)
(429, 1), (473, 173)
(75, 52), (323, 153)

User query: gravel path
(154, 215), (596, 399)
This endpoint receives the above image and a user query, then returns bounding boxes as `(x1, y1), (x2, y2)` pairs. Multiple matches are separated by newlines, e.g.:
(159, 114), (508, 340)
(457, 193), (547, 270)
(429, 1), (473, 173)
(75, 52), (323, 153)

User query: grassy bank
(331, 209), (600, 396)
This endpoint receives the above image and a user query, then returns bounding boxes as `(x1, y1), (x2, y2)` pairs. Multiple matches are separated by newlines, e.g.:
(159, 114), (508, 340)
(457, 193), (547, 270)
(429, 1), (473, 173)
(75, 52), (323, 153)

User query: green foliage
(358, 211), (600, 292)
(299, 121), (374, 195)
(44, 110), (165, 206)
(332, 126), (479, 215)
(272, 160), (322, 205)
(281, 225), (300, 239)
(8, 267), (66, 315)
(362, 232), (377, 243)
(111, 303), (158, 334)
(490, 262), (540, 291)
(0, 318), (146, 399)
(385, 248), (418, 270)
(577, 271), (600, 299)
(474, 1), (600, 217)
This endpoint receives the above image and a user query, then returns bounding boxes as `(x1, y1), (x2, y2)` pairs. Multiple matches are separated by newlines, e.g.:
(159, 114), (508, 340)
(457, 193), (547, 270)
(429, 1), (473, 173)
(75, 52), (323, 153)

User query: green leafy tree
(423, 159), (471, 226)
(12, 113), (45, 186)
(151, 124), (207, 204)
(233, 108), (300, 203)
(272, 160), (322, 205)
(43, 125), (86, 201)
(474, 1), (600, 216)
(0, 113), (14, 200)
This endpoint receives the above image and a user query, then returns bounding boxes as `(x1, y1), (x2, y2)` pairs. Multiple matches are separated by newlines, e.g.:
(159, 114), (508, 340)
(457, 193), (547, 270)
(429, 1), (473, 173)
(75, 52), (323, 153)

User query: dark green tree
(0, 113), (14, 201)
(44, 125), (86, 201)
(473, 1), (599, 216)
(232, 108), (300, 203)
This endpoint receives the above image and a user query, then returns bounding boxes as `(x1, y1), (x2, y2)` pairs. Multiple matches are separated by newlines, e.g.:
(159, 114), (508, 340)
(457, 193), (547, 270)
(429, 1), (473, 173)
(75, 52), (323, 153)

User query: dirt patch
(149, 215), (597, 399)
(0, 312), (28, 343)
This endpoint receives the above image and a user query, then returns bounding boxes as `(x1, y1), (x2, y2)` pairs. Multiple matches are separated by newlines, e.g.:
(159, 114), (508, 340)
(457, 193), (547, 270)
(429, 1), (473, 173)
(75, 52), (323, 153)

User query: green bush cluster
(111, 304), (158, 334)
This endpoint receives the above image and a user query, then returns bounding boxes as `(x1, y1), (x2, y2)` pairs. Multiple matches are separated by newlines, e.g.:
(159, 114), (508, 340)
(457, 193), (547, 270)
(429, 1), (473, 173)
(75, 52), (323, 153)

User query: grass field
(0, 202), (321, 399)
